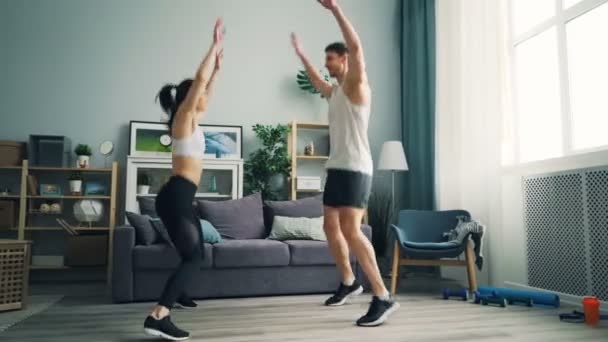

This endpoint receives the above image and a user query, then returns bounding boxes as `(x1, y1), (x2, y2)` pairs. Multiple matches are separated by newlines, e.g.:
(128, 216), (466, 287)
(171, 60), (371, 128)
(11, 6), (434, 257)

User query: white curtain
(435, 0), (511, 285)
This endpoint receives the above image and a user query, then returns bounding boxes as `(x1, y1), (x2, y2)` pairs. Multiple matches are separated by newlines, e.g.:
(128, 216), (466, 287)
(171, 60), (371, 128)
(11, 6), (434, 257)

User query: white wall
(0, 0), (402, 218)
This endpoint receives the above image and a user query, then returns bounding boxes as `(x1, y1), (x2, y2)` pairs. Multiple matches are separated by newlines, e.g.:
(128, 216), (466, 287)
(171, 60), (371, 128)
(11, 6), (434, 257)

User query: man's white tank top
(325, 85), (373, 175)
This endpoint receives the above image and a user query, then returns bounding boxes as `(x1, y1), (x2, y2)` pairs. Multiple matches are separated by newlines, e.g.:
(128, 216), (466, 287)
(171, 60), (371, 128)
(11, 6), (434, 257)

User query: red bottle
(582, 296), (600, 326)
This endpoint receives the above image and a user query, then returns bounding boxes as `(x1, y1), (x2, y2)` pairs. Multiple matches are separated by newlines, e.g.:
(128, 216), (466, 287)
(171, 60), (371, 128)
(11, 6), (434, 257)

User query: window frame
(508, 0), (608, 164)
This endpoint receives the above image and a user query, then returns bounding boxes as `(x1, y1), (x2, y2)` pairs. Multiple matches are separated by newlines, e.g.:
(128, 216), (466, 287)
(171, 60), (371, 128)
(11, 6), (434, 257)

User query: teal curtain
(401, 0), (436, 210)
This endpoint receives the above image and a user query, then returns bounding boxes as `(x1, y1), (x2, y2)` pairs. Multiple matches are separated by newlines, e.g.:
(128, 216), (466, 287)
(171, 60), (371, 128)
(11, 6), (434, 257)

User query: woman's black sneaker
(324, 280), (364, 306)
(356, 296), (400, 327)
(144, 315), (190, 341)
(175, 296), (198, 309)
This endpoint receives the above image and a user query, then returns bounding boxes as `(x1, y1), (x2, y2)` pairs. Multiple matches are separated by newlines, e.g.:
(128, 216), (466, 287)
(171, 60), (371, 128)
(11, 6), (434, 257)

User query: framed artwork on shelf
(39, 184), (61, 196)
(129, 121), (243, 160)
(85, 182), (106, 196)
(201, 125), (242, 160)
(129, 121), (173, 158)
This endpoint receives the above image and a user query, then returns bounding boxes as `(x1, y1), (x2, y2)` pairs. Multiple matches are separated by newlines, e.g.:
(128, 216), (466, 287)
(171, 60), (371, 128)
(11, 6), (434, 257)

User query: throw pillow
(196, 192), (265, 239)
(200, 219), (223, 244)
(125, 212), (158, 246)
(137, 197), (158, 218)
(149, 218), (174, 247)
(263, 194), (323, 231)
(268, 215), (326, 241)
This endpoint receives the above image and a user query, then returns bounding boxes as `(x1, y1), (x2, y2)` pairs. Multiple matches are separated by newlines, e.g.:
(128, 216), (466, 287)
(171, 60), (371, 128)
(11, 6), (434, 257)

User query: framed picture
(129, 121), (172, 158)
(85, 182), (107, 196)
(201, 125), (243, 160)
(40, 184), (61, 196)
(129, 121), (243, 160)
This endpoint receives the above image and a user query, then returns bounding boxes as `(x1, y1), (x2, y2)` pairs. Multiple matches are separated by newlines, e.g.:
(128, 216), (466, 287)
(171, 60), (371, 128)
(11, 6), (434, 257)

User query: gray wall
(0, 0), (402, 218)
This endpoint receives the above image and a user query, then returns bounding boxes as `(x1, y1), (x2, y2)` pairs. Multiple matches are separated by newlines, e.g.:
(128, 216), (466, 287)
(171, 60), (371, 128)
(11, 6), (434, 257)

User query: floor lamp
(378, 141), (409, 209)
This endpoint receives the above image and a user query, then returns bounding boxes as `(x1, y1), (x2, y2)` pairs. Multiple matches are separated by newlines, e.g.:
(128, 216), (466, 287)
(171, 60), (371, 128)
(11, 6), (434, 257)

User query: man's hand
(316, 0), (338, 11)
(290, 33), (304, 57)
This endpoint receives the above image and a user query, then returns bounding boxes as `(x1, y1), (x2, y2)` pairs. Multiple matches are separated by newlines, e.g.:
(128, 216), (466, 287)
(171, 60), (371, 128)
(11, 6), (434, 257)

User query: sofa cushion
(268, 216), (326, 241)
(137, 197), (158, 217)
(284, 240), (355, 266)
(213, 239), (290, 268)
(133, 243), (213, 269)
(197, 193), (266, 240)
(264, 195), (323, 231)
(125, 212), (158, 246)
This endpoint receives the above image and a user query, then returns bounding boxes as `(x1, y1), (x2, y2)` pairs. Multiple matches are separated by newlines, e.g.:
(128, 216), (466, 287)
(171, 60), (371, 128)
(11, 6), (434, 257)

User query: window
(508, 0), (608, 164)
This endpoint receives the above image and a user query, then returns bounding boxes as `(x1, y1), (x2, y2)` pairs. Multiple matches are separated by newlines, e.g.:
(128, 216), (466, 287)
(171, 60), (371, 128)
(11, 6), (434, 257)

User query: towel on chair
(443, 216), (485, 270)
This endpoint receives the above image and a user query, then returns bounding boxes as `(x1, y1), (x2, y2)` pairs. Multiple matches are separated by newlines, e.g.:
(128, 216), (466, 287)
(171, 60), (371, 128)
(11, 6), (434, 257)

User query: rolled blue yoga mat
(477, 286), (560, 307)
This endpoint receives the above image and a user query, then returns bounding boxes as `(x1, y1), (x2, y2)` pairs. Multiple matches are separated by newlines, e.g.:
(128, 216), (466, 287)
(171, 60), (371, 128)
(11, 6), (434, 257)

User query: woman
(143, 19), (224, 341)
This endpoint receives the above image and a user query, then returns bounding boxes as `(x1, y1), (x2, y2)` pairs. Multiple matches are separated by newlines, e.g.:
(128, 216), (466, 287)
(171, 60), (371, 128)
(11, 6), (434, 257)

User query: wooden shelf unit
(7, 160), (118, 283)
(287, 120), (330, 200)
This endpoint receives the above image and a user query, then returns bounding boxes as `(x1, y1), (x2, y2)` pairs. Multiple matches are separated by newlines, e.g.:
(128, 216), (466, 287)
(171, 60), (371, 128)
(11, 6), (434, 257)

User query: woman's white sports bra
(172, 126), (206, 159)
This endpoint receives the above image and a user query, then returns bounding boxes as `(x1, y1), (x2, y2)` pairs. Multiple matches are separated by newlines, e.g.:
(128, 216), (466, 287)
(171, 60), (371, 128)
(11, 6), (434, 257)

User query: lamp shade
(378, 141), (408, 171)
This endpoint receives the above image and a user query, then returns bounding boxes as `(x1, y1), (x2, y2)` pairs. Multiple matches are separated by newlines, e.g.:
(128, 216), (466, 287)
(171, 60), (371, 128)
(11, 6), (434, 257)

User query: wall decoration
(129, 121), (172, 157)
(85, 182), (106, 196)
(40, 184), (61, 196)
(201, 125), (242, 160)
(129, 121), (242, 160)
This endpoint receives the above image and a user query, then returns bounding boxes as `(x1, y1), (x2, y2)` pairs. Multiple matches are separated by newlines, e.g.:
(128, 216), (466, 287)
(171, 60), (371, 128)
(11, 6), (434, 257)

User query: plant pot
(137, 185), (150, 195)
(69, 180), (82, 194)
(268, 173), (286, 192)
(76, 155), (90, 168)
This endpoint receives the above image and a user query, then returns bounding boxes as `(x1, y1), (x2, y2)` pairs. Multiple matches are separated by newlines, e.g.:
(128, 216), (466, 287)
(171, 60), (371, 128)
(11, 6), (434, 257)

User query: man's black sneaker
(175, 296), (198, 309)
(144, 315), (190, 341)
(356, 296), (400, 327)
(324, 280), (364, 306)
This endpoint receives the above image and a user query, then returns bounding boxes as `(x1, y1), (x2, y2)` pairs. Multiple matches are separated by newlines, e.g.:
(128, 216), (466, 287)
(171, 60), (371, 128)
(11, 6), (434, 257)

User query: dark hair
(325, 42), (348, 56)
(156, 78), (193, 132)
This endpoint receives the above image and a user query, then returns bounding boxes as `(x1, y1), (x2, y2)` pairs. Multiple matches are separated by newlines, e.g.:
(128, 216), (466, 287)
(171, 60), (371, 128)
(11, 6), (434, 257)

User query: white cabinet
(125, 157), (243, 214)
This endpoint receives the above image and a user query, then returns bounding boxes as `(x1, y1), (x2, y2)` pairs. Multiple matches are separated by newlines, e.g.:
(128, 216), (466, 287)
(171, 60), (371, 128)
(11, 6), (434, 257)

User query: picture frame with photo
(128, 121), (243, 160)
(129, 121), (172, 158)
(200, 125), (243, 160)
(40, 184), (62, 196)
(85, 182), (107, 196)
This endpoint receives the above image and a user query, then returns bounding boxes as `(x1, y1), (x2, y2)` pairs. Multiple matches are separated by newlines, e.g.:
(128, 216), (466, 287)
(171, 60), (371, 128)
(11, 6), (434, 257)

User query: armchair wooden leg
(390, 240), (400, 295)
(464, 239), (478, 293)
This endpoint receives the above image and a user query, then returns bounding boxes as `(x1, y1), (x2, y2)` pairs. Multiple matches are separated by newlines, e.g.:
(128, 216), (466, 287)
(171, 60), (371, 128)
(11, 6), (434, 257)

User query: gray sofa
(111, 194), (372, 303)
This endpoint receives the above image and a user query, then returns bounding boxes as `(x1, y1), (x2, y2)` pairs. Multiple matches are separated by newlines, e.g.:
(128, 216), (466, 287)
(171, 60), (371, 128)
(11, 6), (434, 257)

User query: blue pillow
(200, 219), (223, 244)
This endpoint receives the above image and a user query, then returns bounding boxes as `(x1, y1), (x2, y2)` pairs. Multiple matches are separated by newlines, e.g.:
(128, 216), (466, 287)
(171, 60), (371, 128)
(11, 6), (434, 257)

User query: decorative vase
(69, 180), (82, 195)
(40, 203), (50, 214)
(304, 142), (315, 156)
(77, 155), (90, 168)
(137, 185), (150, 195)
(208, 176), (217, 193)
(50, 202), (62, 214)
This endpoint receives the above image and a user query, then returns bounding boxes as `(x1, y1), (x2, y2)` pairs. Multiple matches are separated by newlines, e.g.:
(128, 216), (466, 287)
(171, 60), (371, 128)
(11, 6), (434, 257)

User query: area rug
(0, 295), (64, 332)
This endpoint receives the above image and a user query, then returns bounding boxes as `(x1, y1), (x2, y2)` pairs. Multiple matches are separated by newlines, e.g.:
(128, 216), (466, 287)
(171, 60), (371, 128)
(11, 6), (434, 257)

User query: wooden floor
(1, 282), (607, 342)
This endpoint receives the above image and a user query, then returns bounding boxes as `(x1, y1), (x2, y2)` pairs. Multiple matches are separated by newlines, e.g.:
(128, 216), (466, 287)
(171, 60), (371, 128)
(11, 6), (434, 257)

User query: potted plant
(244, 124), (292, 200)
(74, 144), (92, 168)
(68, 172), (83, 195)
(137, 173), (151, 195)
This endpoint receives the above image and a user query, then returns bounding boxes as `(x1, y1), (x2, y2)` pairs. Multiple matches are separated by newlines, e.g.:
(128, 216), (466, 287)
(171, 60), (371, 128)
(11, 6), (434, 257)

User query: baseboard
(504, 281), (608, 313)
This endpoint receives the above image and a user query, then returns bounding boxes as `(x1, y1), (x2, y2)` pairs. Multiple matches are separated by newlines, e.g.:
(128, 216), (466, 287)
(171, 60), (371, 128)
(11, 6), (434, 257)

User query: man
(290, 0), (399, 327)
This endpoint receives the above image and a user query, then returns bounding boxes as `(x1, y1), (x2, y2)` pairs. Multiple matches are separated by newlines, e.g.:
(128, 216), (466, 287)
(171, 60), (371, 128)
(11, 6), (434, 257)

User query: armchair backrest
(397, 209), (470, 243)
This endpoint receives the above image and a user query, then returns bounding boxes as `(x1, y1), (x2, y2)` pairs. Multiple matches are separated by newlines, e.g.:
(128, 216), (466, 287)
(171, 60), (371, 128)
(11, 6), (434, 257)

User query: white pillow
(268, 216), (326, 241)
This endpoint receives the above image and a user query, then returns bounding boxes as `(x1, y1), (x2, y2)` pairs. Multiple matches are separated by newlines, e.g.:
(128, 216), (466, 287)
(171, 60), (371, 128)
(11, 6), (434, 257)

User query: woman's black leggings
(155, 175), (202, 309)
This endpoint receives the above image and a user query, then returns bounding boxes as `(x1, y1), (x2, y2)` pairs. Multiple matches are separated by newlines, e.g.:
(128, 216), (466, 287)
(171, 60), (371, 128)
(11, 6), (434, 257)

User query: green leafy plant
(297, 70), (329, 96)
(244, 124), (291, 200)
(74, 144), (92, 156)
(137, 173), (151, 186)
(68, 172), (82, 181)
